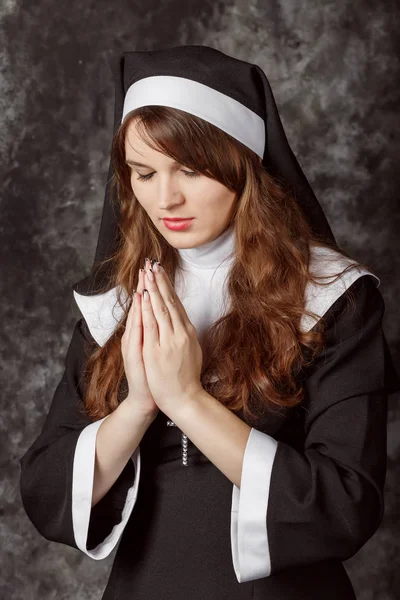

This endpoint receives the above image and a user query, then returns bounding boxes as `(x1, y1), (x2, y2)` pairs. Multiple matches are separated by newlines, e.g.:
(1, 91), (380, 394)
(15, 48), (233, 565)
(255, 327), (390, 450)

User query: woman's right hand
(121, 265), (160, 420)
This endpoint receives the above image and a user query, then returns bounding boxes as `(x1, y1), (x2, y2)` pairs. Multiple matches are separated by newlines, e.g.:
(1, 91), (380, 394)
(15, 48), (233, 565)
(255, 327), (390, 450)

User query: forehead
(124, 120), (181, 167)
(124, 121), (150, 153)
(125, 121), (166, 157)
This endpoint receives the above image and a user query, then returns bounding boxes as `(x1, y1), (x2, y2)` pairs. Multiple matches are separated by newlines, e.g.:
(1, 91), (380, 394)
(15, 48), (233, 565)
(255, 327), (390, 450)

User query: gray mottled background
(2, 0), (399, 598)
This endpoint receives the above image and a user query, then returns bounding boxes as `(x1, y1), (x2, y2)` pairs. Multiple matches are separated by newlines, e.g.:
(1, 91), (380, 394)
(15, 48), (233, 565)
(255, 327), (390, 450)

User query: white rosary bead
(166, 420), (189, 466)
(181, 433), (188, 466)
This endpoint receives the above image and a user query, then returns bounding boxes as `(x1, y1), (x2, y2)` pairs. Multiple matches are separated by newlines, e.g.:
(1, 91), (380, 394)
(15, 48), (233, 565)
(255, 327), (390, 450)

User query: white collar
(177, 222), (235, 269)
(73, 244), (380, 347)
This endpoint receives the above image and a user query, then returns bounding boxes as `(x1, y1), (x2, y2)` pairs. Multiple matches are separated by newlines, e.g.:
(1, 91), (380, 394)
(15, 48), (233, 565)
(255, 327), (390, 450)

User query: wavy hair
(79, 106), (373, 425)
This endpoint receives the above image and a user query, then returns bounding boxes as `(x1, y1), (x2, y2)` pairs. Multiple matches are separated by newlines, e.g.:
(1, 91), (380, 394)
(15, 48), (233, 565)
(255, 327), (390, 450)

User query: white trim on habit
(72, 415), (141, 559)
(121, 75), (265, 158)
(231, 428), (278, 582)
(73, 245), (380, 348)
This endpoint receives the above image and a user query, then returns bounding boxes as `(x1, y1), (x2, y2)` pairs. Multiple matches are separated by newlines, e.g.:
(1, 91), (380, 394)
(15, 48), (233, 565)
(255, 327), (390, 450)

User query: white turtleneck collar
(177, 222), (236, 270)
(72, 220), (379, 347)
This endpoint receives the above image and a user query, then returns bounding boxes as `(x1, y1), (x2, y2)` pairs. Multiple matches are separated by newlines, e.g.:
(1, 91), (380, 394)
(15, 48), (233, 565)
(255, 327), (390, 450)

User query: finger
(127, 269), (144, 344)
(132, 270), (146, 347)
(128, 291), (146, 349)
(137, 268), (145, 294)
(146, 266), (188, 337)
(141, 286), (159, 347)
(124, 266), (144, 346)
(122, 292), (136, 347)
(144, 269), (174, 339)
(155, 265), (190, 328)
(131, 290), (144, 349)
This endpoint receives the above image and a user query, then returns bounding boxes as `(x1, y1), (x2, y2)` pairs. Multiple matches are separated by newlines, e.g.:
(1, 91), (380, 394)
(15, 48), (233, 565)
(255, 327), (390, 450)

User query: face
(124, 120), (239, 249)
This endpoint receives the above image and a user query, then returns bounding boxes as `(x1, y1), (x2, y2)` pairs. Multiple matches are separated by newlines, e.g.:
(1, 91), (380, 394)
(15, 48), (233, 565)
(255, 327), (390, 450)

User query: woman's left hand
(139, 262), (204, 416)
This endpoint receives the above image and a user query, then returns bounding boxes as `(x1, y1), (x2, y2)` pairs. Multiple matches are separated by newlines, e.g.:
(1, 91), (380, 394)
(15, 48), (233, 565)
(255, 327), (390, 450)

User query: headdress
(72, 45), (336, 297)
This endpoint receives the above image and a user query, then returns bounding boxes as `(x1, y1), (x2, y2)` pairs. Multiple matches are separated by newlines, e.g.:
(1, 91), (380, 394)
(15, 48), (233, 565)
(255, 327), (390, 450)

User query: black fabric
(72, 45), (336, 296)
(19, 44), (400, 597)
(19, 273), (398, 598)
(266, 275), (394, 575)
(121, 277), (396, 600)
(19, 318), (137, 551)
(123, 277), (397, 600)
(96, 275), (399, 599)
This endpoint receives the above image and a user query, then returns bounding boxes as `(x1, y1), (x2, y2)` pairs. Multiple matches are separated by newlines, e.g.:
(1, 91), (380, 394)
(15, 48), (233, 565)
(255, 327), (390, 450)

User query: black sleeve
(19, 318), (139, 555)
(266, 274), (400, 573)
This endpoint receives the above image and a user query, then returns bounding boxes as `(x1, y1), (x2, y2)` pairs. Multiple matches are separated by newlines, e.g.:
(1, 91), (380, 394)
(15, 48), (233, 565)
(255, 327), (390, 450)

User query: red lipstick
(162, 218), (194, 231)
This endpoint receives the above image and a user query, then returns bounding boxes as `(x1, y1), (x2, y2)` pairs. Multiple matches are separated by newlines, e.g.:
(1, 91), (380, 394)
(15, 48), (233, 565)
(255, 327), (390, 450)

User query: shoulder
(301, 244), (382, 337)
(72, 245), (382, 347)
(72, 285), (128, 347)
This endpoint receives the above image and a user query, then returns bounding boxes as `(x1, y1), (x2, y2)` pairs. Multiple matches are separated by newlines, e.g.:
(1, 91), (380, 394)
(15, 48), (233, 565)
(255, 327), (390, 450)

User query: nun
(19, 45), (400, 599)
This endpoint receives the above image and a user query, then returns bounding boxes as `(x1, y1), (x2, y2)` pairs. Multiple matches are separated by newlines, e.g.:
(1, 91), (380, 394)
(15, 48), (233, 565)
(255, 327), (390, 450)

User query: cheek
(200, 182), (236, 209)
(193, 180), (222, 202)
(131, 184), (150, 207)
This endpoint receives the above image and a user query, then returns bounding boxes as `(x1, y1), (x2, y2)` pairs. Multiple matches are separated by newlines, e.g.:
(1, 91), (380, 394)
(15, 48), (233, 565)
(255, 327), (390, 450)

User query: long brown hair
(80, 106), (373, 424)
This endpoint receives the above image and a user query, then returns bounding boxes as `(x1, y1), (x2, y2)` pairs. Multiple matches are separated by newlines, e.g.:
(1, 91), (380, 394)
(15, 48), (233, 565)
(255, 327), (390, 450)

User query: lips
(162, 218), (194, 230)
(162, 218), (193, 221)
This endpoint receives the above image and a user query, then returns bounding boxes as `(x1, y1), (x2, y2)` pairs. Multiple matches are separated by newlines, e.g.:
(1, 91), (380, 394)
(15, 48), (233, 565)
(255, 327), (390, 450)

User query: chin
(164, 238), (197, 249)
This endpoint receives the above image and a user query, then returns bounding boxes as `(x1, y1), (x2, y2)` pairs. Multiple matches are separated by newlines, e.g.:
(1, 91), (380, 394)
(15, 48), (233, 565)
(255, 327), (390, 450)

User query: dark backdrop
(2, 1), (399, 598)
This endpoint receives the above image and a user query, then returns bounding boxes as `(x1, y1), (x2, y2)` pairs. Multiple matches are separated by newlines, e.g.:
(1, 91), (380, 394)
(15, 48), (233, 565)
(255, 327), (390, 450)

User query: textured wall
(2, 0), (399, 598)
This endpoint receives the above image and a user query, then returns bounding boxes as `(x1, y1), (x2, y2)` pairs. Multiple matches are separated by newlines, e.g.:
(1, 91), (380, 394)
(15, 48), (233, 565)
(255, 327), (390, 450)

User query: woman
(19, 46), (400, 599)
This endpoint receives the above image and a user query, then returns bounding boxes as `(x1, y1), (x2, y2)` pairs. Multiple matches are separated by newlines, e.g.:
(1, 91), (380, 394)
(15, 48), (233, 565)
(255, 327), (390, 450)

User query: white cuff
(72, 415), (141, 559)
(231, 427), (278, 582)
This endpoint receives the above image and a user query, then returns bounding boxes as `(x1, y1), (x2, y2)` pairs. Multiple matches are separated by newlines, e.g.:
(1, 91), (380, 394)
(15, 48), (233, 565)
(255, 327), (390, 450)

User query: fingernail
(147, 268), (154, 282)
(144, 257), (150, 269)
(153, 261), (160, 273)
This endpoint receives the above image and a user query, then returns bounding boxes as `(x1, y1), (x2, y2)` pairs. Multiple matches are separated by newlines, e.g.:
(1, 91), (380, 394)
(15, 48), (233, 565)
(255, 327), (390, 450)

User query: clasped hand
(125, 262), (204, 416)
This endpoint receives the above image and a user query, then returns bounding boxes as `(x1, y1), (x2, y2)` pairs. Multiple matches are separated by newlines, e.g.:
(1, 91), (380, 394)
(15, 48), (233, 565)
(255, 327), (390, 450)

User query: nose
(157, 177), (184, 210)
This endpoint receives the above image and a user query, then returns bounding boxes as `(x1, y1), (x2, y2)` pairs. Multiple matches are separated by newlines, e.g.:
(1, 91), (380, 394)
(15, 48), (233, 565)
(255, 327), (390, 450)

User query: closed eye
(136, 170), (199, 182)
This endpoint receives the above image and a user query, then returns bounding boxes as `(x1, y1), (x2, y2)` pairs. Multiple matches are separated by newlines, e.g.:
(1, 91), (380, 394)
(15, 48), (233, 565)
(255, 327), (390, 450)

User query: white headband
(121, 75), (265, 159)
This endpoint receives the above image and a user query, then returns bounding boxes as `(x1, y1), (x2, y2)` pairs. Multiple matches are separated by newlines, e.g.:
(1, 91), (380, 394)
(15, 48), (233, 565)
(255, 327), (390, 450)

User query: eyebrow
(125, 159), (181, 168)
